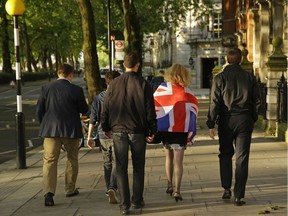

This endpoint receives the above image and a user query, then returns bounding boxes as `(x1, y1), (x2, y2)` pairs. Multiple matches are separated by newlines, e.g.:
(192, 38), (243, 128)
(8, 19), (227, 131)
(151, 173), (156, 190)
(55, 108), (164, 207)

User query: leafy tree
(19, 0), (83, 72)
(0, 0), (13, 73)
(76, 0), (102, 103)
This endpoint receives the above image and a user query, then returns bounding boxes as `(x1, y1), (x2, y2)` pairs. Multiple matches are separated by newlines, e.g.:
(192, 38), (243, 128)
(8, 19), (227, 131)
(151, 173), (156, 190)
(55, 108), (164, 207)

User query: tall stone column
(250, 5), (261, 78)
(265, 37), (287, 136)
(257, 1), (271, 82)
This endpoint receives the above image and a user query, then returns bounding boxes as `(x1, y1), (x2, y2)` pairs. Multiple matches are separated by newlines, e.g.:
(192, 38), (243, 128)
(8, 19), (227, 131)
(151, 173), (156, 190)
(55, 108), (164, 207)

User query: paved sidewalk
(0, 129), (286, 216)
(0, 87), (286, 216)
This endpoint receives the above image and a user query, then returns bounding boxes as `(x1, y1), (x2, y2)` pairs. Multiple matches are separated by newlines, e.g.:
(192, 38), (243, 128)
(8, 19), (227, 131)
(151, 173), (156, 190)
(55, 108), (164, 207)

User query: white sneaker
(108, 189), (118, 204)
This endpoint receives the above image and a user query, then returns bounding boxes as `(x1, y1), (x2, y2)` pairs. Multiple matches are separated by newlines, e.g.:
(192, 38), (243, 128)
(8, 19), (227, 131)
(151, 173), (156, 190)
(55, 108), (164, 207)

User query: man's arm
(101, 90), (111, 133)
(145, 81), (157, 137)
(207, 75), (221, 138)
(36, 86), (46, 123)
(87, 95), (102, 148)
(252, 76), (261, 122)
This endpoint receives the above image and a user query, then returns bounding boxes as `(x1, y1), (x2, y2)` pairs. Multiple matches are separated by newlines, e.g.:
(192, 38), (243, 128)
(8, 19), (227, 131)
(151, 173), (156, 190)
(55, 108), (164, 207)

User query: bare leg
(173, 149), (184, 193)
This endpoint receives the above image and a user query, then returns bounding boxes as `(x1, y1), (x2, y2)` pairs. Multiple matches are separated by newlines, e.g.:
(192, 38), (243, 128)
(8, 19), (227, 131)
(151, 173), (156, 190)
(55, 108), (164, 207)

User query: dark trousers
(113, 132), (146, 210)
(218, 114), (254, 199)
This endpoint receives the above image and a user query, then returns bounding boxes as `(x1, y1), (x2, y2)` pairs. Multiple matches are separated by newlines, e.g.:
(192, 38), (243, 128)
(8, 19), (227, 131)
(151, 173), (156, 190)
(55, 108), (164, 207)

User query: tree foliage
(0, 0), (214, 99)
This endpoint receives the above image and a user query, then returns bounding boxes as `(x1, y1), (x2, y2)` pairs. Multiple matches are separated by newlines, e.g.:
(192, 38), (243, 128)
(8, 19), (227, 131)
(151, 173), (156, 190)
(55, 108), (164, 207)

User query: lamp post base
(15, 112), (26, 169)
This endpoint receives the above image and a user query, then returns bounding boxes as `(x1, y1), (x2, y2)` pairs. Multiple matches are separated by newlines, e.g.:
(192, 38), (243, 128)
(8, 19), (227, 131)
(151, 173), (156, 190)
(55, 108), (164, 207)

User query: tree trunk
(122, 0), (143, 75)
(22, 17), (33, 72)
(76, 0), (101, 104)
(41, 48), (48, 70)
(0, 3), (13, 74)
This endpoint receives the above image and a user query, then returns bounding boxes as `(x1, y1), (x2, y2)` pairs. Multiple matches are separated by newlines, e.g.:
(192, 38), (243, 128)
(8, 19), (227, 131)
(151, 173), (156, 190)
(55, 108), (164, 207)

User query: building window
(213, 13), (222, 38)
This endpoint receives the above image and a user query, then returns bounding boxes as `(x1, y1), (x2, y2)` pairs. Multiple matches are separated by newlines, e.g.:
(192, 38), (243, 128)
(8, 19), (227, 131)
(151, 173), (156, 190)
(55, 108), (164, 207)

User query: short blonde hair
(164, 63), (191, 87)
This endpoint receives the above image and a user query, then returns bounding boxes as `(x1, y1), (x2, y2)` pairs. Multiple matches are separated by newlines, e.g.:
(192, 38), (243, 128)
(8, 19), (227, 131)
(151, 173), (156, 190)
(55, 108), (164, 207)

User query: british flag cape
(154, 82), (198, 139)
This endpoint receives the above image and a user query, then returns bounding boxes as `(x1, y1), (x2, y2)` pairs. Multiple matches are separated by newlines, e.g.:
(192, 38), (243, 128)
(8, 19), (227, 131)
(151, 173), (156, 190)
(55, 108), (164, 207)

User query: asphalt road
(0, 77), (87, 164)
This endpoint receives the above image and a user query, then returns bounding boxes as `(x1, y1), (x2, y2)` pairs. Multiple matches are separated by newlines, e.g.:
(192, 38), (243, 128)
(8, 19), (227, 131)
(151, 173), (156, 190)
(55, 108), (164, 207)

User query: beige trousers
(43, 137), (79, 195)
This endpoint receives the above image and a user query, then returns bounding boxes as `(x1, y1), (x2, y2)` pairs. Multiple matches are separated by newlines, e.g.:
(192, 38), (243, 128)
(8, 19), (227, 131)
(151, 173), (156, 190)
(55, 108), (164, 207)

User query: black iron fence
(277, 73), (287, 122)
(258, 79), (267, 119)
(258, 73), (287, 122)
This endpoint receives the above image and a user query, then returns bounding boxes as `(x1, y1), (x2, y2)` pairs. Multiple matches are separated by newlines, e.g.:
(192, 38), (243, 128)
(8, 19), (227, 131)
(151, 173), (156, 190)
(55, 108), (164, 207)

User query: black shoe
(166, 186), (173, 196)
(173, 192), (183, 202)
(66, 189), (79, 197)
(132, 200), (145, 209)
(120, 209), (129, 215)
(234, 198), (246, 206)
(44, 192), (54, 206)
(222, 189), (231, 199)
(108, 188), (118, 204)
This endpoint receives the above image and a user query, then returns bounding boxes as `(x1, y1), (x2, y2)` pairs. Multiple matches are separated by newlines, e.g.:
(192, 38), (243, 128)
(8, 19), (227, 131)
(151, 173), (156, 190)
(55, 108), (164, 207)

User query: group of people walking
(36, 48), (260, 215)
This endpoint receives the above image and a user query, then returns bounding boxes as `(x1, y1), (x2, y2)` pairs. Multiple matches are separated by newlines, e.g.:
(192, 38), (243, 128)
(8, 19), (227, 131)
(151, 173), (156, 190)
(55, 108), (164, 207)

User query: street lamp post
(5, 0), (26, 169)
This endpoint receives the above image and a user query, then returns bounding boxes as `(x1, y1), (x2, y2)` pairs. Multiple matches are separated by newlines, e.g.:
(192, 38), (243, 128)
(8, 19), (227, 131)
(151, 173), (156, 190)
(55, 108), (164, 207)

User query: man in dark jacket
(36, 64), (89, 206)
(207, 48), (261, 206)
(101, 52), (157, 215)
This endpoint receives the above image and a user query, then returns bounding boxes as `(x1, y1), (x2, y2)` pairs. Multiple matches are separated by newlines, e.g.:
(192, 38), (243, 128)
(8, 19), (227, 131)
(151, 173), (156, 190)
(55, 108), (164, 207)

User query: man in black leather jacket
(101, 52), (157, 215)
(207, 48), (261, 206)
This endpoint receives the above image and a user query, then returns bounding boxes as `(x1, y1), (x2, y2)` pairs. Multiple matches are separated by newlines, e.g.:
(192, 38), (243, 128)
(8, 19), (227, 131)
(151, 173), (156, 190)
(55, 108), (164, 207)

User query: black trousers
(113, 132), (146, 210)
(218, 114), (254, 199)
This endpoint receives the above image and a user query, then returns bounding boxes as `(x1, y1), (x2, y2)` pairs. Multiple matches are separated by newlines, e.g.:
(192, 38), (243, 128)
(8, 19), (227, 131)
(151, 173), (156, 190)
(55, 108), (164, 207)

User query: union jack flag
(154, 82), (198, 137)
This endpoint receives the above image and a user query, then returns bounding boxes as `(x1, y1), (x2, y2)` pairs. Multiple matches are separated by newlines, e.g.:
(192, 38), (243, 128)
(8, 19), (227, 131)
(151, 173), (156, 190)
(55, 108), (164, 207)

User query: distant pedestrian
(101, 52), (157, 215)
(150, 70), (165, 92)
(87, 70), (121, 204)
(153, 63), (198, 202)
(207, 48), (261, 206)
(36, 64), (89, 206)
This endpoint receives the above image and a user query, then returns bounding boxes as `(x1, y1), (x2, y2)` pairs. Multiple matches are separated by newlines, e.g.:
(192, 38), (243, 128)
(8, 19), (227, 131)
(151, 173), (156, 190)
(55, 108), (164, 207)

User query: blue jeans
(113, 132), (146, 210)
(100, 138), (117, 191)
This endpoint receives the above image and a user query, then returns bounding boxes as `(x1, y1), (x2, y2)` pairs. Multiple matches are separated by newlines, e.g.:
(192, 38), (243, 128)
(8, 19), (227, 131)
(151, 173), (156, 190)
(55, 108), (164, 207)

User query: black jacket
(36, 79), (89, 138)
(101, 72), (157, 135)
(207, 64), (261, 129)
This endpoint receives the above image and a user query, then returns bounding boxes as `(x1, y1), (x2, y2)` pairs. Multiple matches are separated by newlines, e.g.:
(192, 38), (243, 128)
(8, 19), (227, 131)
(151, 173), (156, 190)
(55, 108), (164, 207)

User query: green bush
(0, 73), (14, 84)
(0, 71), (50, 84)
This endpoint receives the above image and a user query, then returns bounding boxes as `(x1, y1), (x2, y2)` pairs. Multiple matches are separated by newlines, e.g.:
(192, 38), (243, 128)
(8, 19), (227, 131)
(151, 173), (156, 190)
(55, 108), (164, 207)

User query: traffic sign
(115, 40), (124, 50)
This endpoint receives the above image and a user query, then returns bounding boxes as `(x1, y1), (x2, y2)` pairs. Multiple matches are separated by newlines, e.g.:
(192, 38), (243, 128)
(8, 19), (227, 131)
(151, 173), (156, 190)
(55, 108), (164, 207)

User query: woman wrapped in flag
(153, 63), (198, 202)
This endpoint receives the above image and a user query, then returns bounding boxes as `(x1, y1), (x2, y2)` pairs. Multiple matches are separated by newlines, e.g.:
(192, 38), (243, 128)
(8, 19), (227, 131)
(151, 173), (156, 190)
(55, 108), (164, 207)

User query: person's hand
(87, 138), (95, 149)
(146, 134), (155, 143)
(104, 131), (112, 139)
(187, 132), (194, 146)
(209, 128), (216, 139)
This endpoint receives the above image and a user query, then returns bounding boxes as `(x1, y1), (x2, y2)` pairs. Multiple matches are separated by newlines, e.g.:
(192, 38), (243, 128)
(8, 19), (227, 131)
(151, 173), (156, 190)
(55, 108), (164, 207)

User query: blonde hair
(164, 63), (191, 87)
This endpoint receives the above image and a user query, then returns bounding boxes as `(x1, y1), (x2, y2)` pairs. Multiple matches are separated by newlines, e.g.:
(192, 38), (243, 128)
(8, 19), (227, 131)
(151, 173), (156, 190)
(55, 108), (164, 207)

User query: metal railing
(277, 72), (287, 122)
(258, 80), (267, 119)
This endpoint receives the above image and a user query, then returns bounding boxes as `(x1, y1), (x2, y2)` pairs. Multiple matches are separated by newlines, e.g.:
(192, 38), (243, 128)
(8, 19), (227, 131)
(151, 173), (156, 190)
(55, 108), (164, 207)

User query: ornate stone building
(145, 0), (224, 89)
